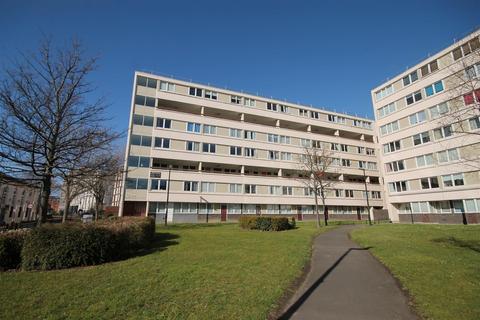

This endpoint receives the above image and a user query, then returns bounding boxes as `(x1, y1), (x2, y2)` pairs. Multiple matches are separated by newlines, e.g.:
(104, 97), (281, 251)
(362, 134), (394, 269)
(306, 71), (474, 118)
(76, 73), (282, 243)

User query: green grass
(0, 222), (333, 320)
(351, 224), (480, 320)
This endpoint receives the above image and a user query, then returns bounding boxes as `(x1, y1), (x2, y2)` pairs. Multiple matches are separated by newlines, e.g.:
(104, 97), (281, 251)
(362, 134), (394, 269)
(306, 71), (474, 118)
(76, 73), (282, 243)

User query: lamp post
(164, 167), (171, 226)
(362, 168), (372, 226)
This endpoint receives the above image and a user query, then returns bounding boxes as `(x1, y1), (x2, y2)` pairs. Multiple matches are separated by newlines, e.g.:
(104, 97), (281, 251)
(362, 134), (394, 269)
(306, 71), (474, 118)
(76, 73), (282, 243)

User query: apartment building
(0, 174), (40, 225)
(372, 30), (480, 223)
(119, 72), (384, 223)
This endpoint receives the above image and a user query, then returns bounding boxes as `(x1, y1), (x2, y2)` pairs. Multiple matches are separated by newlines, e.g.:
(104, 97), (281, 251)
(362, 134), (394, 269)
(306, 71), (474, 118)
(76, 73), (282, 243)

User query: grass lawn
(0, 222), (334, 320)
(351, 224), (480, 320)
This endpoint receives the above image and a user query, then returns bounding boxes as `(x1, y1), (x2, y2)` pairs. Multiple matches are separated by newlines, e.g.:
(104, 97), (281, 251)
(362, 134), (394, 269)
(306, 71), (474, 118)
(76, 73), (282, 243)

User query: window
(341, 159), (351, 167)
(345, 190), (354, 198)
(424, 81), (444, 97)
(133, 114), (154, 127)
(202, 143), (216, 153)
(229, 184), (242, 193)
(331, 143), (339, 151)
(154, 137), (170, 148)
(201, 182), (216, 193)
(383, 139), (400, 154)
(385, 160), (405, 172)
(367, 162), (377, 170)
(416, 154), (434, 167)
(300, 139), (311, 147)
(433, 125), (453, 140)
(245, 148), (256, 157)
(189, 87), (203, 97)
(230, 146), (242, 156)
(380, 120), (399, 135)
(204, 90), (217, 100)
(299, 109), (308, 117)
(409, 110), (427, 125)
(437, 148), (459, 163)
(203, 124), (217, 135)
(366, 148), (375, 155)
(372, 191), (381, 199)
(230, 128), (242, 138)
(452, 37), (480, 60)
(310, 111), (319, 119)
(151, 179), (167, 191)
(267, 186), (279, 195)
(279, 135), (291, 144)
(159, 81), (175, 92)
(469, 116), (480, 130)
(137, 76), (157, 88)
(127, 156), (150, 167)
(358, 161), (366, 169)
(328, 114), (346, 123)
(267, 102), (278, 111)
(464, 199), (478, 213)
(268, 134), (279, 143)
(463, 89), (480, 105)
(465, 63), (480, 79)
(413, 131), (430, 146)
(231, 95), (242, 104)
(156, 118), (171, 128)
(268, 151), (279, 160)
(357, 147), (365, 154)
(375, 85), (394, 101)
(388, 181), (408, 193)
(340, 144), (348, 152)
(244, 98), (255, 107)
(186, 141), (200, 151)
(244, 184), (256, 194)
(244, 130), (256, 140)
(403, 71), (418, 86)
(442, 174), (464, 187)
(186, 122), (201, 133)
(429, 102), (449, 119)
(421, 177), (439, 189)
(134, 95), (156, 107)
(281, 152), (292, 161)
(406, 91), (423, 105)
(420, 60), (439, 77)
(131, 135), (152, 147)
(125, 178), (148, 190)
(184, 181), (199, 191)
(280, 105), (289, 113)
(335, 189), (344, 197)
(282, 186), (293, 196)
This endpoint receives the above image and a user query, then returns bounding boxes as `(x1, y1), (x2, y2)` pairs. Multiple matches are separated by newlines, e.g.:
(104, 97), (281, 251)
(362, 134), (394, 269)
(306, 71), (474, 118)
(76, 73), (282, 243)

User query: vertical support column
(360, 134), (365, 141)
(240, 113), (245, 122)
(307, 125), (311, 132)
(241, 165), (245, 175)
(198, 161), (202, 172)
(278, 168), (283, 177)
(200, 106), (205, 116)
(334, 130), (340, 136)
(276, 119), (280, 128)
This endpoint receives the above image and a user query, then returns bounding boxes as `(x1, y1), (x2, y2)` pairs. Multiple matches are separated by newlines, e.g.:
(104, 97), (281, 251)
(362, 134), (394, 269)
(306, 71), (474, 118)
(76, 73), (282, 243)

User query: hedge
(21, 217), (155, 271)
(239, 216), (295, 231)
(0, 229), (29, 270)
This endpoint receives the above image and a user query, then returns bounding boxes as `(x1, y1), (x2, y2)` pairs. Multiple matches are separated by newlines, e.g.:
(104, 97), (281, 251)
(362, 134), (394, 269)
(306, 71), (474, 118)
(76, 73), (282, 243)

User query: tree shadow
(278, 247), (372, 320)
(432, 236), (480, 253)
(132, 232), (180, 258)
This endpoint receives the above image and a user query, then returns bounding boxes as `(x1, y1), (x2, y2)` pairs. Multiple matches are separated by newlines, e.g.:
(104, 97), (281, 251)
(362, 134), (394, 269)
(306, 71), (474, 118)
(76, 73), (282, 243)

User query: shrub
(238, 216), (294, 231)
(21, 217), (155, 271)
(0, 229), (28, 270)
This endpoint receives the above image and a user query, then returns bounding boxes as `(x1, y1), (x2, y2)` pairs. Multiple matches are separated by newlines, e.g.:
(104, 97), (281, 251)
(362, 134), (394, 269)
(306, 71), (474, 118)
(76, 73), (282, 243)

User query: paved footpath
(279, 225), (418, 320)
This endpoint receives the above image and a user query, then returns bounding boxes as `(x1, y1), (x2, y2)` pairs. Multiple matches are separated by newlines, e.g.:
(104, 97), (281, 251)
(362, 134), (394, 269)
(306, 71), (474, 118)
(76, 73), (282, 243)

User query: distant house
(0, 174), (40, 224)
(48, 196), (60, 214)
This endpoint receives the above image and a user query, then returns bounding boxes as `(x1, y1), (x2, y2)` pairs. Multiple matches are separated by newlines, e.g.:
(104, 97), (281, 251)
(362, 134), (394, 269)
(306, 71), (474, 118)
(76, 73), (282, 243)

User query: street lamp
(362, 168), (372, 226)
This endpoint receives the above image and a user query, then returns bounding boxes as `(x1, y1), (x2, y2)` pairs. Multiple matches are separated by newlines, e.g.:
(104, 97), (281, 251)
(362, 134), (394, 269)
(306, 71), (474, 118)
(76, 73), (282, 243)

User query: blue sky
(0, 0), (478, 146)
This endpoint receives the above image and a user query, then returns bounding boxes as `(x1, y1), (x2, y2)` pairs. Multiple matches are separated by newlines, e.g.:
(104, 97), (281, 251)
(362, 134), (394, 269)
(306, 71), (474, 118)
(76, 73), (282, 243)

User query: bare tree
(60, 170), (88, 223)
(0, 38), (119, 224)
(298, 143), (336, 228)
(82, 154), (123, 221)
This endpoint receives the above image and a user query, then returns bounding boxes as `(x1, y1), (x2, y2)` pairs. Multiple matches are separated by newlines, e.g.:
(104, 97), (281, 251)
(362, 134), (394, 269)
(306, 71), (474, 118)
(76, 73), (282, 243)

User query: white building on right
(372, 29), (480, 224)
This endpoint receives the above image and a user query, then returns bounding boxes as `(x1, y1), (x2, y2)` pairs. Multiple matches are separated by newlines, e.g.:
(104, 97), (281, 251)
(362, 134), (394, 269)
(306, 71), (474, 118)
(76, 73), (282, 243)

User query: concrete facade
(119, 72), (383, 222)
(0, 175), (40, 224)
(372, 29), (480, 223)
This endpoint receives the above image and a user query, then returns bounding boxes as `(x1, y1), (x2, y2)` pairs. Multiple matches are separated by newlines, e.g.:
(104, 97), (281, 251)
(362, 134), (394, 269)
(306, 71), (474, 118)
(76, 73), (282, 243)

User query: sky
(0, 0), (478, 147)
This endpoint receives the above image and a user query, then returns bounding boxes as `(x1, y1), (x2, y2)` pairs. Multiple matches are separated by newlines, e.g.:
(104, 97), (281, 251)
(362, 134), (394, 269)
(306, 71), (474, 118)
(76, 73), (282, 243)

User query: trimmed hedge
(239, 216), (295, 231)
(21, 217), (155, 271)
(0, 229), (28, 270)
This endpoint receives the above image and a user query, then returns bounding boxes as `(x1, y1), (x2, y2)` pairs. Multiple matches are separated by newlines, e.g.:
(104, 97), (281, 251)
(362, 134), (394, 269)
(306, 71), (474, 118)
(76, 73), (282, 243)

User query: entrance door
(356, 207), (362, 220)
(297, 206), (303, 221)
(221, 205), (227, 222)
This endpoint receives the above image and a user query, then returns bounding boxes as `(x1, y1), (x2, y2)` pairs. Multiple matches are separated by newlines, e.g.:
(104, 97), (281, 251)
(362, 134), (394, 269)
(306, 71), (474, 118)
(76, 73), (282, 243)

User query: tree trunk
(314, 192), (321, 228)
(62, 185), (70, 223)
(38, 176), (52, 225)
(320, 189), (328, 226)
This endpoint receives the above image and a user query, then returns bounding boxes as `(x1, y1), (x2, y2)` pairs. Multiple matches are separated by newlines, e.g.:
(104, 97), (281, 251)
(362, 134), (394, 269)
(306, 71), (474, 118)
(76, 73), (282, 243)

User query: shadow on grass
(278, 246), (372, 320)
(432, 236), (480, 253)
(132, 233), (180, 258)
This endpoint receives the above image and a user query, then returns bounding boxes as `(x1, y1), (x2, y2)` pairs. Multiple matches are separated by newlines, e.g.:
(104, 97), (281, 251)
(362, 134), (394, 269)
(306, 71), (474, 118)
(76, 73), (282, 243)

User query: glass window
(187, 122), (201, 133)
(137, 76), (147, 86)
(157, 118), (171, 128)
(128, 156), (139, 167)
(131, 135), (141, 146)
(139, 157), (150, 167)
(145, 97), (156, 107)
(137, 179), (148, 189)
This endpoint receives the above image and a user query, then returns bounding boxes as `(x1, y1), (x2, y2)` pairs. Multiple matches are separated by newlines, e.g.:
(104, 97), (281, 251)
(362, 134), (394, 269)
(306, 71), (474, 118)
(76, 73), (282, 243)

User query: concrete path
(279, 225), (418, 320)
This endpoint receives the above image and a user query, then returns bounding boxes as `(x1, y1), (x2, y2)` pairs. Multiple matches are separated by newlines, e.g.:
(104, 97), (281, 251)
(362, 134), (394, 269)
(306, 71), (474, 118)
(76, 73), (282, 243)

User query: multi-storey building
(119, 72), (384, 223)
(0, 174), (40, 225)
(372, 30), (480, 223)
